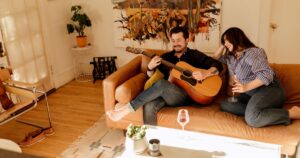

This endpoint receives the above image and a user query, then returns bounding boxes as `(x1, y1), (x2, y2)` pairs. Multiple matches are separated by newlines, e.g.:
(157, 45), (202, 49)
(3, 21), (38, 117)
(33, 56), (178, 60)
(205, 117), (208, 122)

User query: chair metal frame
(1, 80), (53, 130)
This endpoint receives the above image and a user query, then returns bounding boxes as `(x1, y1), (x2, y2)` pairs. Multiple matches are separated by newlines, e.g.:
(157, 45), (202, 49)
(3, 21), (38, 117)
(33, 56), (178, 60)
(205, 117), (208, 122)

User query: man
(107, 26), (223, 125)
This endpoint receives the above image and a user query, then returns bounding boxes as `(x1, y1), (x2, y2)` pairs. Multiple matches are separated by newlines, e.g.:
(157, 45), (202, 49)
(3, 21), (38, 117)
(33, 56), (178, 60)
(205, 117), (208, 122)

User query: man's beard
(173, 45), (184, 53)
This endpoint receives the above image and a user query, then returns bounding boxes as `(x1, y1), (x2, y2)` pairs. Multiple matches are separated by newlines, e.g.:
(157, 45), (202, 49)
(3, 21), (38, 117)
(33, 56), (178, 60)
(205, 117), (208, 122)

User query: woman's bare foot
(288, 106), (300, 119)
(106, 103), (131, 121)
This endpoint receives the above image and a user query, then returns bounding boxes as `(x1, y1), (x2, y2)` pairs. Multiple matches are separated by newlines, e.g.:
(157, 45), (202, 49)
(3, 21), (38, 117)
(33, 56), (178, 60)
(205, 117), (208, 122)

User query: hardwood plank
(0, 80), (104, 158)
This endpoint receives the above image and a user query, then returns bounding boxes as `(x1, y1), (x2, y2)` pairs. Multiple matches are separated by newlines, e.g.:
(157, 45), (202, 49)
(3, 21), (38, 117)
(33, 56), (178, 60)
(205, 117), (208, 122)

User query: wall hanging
(113, 0), (222, 53)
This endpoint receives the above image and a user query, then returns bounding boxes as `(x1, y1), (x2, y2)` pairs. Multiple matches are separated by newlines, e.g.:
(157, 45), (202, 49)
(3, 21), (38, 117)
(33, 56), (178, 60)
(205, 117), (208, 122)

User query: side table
(71, 45), (93, 82)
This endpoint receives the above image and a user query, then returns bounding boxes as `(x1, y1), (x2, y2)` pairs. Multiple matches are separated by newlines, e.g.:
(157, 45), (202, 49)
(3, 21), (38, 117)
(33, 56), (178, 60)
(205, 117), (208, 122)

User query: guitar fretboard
(141, 50), (185, 73)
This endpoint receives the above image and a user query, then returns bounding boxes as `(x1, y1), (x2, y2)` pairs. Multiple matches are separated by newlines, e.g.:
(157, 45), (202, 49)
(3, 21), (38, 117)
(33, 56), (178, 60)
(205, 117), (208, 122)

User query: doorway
(269, 0), (300, 64)
(0, 0), (53, 91)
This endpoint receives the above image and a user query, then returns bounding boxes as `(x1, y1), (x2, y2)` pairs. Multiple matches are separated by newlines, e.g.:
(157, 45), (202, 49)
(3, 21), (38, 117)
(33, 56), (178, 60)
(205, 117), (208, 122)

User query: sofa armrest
(103, 56), (142, 112)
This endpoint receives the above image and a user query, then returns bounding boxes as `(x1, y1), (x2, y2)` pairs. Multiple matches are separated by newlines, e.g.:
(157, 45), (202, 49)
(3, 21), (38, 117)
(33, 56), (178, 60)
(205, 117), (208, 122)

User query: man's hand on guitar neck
(148, 56), (162, 70)
(192, 67), (219, 81)
(147, 56), (162, 77)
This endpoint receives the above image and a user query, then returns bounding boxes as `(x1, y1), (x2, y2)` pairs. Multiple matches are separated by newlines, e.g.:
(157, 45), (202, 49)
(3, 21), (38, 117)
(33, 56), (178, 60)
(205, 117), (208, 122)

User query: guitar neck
(141, 51), (184, 72)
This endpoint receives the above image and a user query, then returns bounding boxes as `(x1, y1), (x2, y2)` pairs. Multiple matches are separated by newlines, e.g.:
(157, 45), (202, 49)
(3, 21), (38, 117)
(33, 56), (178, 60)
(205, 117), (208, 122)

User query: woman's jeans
(221, 79), (290, 127)
(129, 79), (189, 125)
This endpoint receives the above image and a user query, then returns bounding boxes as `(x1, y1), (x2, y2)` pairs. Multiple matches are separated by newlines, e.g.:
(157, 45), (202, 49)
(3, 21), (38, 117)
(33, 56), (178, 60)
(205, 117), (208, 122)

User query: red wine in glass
(177, 109), (190, 130)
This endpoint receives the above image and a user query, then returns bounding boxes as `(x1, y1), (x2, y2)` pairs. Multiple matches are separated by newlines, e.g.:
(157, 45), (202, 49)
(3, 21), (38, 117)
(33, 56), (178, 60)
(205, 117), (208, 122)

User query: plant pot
(76, 36), (87, 47)
(126, 137), (148, 154)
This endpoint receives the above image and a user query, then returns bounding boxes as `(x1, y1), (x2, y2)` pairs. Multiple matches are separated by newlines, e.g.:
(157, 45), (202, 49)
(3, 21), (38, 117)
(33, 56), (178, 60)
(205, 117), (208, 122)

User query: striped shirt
(220, 47), (274, 85)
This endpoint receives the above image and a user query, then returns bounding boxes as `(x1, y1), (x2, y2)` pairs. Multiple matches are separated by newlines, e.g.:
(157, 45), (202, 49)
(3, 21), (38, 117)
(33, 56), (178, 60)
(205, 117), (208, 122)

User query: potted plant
(67, 5), (92, 47)
(126, 124), (148, 154)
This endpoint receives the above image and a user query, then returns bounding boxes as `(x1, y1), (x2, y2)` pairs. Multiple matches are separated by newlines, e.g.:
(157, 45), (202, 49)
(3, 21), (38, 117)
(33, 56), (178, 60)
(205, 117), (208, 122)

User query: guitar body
(170, 62), (222, 104)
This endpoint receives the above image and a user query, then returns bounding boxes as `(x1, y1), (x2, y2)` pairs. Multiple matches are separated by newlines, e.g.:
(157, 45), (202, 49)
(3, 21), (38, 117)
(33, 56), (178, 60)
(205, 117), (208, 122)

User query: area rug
(58, 116), (125, 158)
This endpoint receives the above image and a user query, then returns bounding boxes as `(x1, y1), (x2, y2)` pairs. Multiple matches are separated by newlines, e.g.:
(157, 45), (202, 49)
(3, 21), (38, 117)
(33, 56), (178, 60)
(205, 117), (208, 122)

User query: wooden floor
(0, 80), (104, 158)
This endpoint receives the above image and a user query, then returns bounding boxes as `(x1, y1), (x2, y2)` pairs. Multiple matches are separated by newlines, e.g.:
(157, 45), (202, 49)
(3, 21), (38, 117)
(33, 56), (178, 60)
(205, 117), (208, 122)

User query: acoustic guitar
(126, 46), (222, 104)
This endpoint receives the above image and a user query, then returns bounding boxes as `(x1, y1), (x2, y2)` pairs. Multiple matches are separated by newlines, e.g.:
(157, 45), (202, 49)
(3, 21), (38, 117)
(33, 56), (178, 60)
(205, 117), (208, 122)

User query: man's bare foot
(288, 106), (300, 119)
(106, 103), (131, 121)
(114, 102), (129, 111)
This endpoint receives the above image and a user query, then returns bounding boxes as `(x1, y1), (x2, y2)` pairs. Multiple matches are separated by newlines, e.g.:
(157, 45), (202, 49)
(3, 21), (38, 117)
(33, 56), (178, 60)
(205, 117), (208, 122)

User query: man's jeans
(129, 79), (189, 125)
(221, 79), (290, 127)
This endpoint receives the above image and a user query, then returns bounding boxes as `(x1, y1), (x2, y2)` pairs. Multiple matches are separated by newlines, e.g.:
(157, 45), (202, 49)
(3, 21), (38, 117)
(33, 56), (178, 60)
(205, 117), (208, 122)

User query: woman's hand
(232, 80), (247, 93)
(212, 45), (226, 60)
(232, 77), (249, 93)
(233, 78), (265, 93)
(148, 56), (161, 70)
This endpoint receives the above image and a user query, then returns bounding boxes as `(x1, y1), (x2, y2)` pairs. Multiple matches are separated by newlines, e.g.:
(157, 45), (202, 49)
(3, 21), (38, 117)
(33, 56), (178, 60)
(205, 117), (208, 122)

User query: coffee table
(117, 126), (281, 158)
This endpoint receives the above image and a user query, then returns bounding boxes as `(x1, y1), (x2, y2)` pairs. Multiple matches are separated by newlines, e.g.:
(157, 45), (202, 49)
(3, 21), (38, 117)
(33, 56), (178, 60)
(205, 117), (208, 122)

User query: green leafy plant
(126, 124), (147, 140)
(66, 5), (92, 37)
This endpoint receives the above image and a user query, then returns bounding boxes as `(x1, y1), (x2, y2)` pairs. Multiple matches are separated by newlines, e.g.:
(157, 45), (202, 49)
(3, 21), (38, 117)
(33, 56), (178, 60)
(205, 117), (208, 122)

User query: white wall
(221, 0), (261, 45)
(39, 0), (135, 88)
(39, 0), (289, 87)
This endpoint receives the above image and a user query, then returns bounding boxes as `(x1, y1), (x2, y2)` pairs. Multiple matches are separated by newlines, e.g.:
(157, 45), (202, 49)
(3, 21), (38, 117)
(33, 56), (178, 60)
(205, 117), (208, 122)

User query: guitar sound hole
(182, 70), (192, 77)
(180, 75), (197, 86)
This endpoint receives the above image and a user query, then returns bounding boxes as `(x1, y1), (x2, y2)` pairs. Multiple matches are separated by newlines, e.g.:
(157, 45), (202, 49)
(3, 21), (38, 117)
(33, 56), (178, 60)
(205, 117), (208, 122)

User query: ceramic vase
(127, 137), (148, 154)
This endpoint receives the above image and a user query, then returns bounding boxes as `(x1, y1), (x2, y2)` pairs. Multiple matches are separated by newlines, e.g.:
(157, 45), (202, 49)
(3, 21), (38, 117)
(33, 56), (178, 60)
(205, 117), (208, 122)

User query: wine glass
(177, 109), (190, 130)
(228, 75), (238, 103)
(228, 92), (238, 102)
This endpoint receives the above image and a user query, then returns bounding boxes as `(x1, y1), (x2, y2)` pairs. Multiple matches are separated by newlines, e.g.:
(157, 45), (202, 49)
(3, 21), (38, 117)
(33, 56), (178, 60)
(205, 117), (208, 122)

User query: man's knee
(154, 79), (167, 86)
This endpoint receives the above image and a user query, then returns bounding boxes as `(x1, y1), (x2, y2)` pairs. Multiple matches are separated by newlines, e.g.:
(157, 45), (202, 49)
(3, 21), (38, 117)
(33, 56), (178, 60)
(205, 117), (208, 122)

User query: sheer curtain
(0, 0), (53, 91)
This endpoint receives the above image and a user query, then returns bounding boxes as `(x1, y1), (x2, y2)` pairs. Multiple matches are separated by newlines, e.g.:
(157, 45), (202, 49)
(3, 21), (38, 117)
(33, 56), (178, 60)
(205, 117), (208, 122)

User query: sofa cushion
(115, 73), (146, 104)
(270, 64), (300, 104)
(156, 104), (300, 156)
(144, 69), (164, 90)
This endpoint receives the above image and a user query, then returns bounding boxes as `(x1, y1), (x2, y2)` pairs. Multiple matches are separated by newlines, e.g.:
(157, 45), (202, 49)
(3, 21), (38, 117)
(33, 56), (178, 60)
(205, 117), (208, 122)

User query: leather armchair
(0, 68), (54, 146)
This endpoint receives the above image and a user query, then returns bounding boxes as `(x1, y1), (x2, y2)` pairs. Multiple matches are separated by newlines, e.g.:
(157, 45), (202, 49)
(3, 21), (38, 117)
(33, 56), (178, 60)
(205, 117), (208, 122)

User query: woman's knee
(245, 113), (264, 128)
(220, 101), (232, 112)
(220, 100), (246, 116)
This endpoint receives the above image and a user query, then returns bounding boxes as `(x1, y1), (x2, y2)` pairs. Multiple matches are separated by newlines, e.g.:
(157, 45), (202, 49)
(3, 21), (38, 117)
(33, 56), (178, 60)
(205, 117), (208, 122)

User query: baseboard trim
(53, 67), (74, 88)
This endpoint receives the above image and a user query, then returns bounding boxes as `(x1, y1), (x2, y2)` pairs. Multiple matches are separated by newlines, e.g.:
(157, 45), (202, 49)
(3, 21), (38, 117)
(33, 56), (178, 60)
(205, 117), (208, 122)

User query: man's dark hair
(170, 26), (189, 39)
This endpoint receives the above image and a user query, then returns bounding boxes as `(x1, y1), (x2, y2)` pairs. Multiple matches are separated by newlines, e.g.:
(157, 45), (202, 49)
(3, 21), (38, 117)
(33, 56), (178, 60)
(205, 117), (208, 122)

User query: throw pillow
(144, 69), (164, 90)
(0, 81), (14, 110)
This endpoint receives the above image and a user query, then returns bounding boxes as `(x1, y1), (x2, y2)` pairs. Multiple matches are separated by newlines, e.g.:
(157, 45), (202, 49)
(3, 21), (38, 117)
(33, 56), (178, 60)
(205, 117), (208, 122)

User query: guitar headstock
(126, 47), (144, 54)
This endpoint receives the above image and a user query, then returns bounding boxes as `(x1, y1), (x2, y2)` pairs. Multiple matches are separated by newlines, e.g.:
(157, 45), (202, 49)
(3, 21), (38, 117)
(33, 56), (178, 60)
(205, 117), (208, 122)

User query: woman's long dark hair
(221, 27), (256, 54)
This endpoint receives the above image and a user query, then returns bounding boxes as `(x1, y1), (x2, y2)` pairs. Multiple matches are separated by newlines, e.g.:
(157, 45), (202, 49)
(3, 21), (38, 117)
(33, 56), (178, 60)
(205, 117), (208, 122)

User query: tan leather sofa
(103, 49), (300, 157)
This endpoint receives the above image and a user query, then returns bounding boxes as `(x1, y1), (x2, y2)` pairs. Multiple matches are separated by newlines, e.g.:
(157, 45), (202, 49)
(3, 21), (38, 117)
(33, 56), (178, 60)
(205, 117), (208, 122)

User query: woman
(213, 27), (299, 127)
